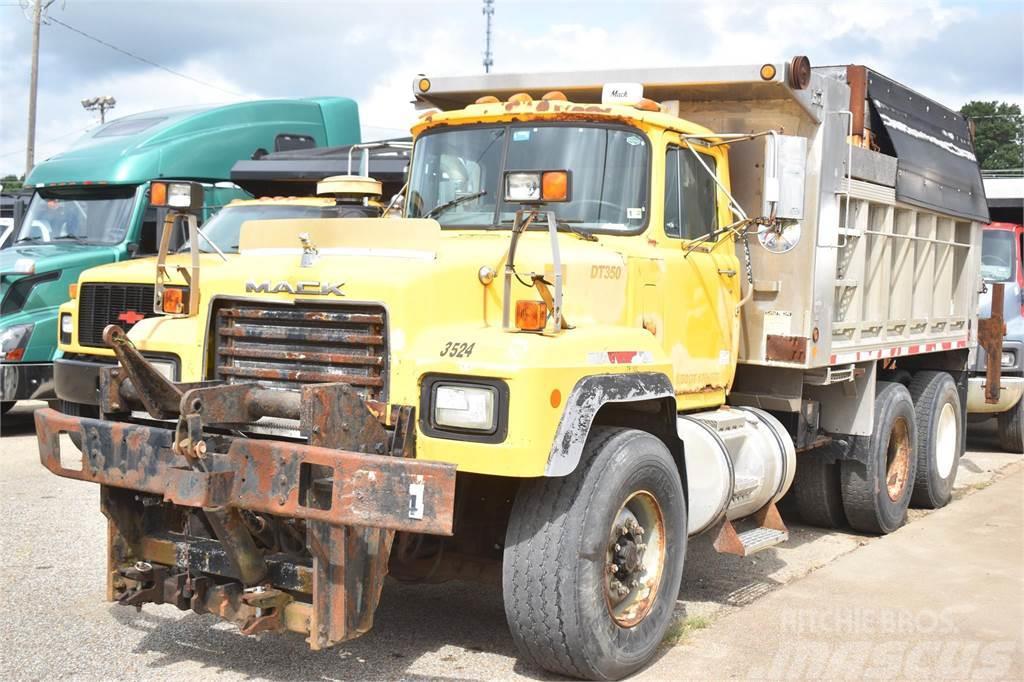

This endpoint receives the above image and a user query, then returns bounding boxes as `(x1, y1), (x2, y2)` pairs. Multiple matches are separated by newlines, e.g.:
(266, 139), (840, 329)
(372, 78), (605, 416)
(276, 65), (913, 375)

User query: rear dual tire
(841, 381), (918, 534)
(907, 371), (962, 508)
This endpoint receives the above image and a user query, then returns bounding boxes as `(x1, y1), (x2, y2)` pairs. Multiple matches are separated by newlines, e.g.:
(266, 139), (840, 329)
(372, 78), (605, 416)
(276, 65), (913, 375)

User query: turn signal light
(68, 283), (78, 299)
(541, 171), (569, 202)
(508, 92), (533, 104)
(515, 300), (547, 331)
(150, 181), (167, 206)
(161, 288), (185, 314)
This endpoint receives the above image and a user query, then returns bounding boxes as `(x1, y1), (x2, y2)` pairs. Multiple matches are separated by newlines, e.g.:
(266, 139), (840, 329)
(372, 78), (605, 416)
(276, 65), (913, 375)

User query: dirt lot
(1, 401), (1019, 680)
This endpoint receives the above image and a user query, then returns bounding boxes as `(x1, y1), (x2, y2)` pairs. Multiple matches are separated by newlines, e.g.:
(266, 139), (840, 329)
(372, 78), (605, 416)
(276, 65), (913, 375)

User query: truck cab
(0, 98), (360, 412)
(969, 221), (1024, 450)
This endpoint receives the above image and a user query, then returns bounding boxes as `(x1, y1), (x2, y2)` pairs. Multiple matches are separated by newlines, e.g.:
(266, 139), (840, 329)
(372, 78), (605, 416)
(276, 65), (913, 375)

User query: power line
(48, 17), (244, 97)
(0, 125), (94, 159)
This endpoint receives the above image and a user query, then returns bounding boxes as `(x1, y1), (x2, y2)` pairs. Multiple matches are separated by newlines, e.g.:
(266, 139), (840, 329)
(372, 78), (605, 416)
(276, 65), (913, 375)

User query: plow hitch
(36, 325), (457, 648)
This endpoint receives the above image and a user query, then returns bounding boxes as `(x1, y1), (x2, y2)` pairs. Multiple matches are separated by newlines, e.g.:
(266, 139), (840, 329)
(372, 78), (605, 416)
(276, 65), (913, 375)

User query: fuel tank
(678, 406), (796, 536)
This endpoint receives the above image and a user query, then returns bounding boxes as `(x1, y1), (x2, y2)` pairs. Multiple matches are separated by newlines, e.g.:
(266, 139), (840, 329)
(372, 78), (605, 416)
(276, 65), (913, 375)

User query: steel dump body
(416, 62), (988, 372)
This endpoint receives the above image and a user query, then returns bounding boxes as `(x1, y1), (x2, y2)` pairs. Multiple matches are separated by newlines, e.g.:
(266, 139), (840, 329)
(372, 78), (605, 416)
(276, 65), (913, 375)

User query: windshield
(981, 229), (1016, 282)
(16, 188), (136, 245)
(183, 203), (345, 253)
(406, 124), (649, 231)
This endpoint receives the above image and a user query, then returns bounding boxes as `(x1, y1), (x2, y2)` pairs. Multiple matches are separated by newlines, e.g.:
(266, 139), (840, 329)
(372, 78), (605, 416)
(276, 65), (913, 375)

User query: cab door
(655, 138), (741, 403)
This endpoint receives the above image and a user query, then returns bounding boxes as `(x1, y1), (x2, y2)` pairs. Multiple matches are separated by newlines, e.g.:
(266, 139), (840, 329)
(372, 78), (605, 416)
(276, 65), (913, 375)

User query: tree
(960, 101), (1024, 171)
(1, 174), (24, 191)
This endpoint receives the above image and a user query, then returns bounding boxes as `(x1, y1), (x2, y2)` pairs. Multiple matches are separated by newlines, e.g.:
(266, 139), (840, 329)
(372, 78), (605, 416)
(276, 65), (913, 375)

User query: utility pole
(482, 0), (494, 74)
(25, 0), (55, 177)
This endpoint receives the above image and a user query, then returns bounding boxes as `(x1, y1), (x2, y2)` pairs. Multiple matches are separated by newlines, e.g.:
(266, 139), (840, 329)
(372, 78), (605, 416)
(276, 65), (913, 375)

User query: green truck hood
(1, 242), (120, 364)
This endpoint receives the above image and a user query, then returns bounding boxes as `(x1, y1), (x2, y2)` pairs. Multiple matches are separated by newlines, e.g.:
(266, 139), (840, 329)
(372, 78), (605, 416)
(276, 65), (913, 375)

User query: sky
(1, 0), (1022, 178)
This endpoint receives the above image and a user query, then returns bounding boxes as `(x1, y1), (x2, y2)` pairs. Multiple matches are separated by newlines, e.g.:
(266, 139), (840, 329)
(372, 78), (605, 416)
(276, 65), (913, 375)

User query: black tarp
(866, 70), (988, 222)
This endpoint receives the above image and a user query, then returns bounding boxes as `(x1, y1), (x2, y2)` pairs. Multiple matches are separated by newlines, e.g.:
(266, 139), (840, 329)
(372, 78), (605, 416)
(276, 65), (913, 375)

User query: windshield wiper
(51, 234), (87, 243)
(555, 220), (598, 242)
(14, 235), (44, 243)
(424, 191), (487, 219)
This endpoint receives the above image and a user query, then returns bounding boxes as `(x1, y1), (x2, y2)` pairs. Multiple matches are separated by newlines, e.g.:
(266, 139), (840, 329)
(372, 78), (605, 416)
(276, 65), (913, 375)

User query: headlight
(421, 375), (509, 442)
(434, 384), (497, 431)
(148, 358), (177, 381)
(0, 323), (33, 361)
(1002, 351), (1014, 368)
(60, 313), (73, 345)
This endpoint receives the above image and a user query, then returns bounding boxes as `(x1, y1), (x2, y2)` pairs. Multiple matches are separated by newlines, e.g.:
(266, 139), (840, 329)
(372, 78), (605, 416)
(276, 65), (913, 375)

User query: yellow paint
(61, 100), (742, 478)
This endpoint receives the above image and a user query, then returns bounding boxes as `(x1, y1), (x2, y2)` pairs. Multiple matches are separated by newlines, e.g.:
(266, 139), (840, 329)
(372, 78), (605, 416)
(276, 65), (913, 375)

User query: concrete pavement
(645, 467), (1024, 680)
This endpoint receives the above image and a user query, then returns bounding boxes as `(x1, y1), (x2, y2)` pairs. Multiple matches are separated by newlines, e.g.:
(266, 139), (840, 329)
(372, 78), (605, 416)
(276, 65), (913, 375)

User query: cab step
(712, 502), (789, 557)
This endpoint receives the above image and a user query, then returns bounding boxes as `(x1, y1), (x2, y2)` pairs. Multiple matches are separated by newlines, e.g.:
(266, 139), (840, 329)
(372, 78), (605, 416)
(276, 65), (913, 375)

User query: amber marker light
(162, 288), (185, 314)
(760, 64), (777, 81)
(68, 283), (78, 299)
(515, 300), (547, 331)
(542, 171), (569, 202)
(150, 181), (167, 206)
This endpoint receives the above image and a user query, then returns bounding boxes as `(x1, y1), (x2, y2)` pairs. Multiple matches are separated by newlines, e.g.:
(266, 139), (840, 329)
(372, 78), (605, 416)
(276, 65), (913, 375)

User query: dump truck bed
(415, 61), (988, 370)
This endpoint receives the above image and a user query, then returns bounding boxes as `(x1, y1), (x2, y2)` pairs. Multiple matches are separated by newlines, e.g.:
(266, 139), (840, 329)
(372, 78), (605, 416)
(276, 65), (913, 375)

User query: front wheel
(503, 427), (687, 680)
(996, 395), (1024, 454)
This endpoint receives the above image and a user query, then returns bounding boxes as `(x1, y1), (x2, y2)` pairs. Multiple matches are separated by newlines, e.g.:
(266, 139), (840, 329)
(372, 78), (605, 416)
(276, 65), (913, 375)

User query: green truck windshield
(16, 188), (136, 246)
(406, 123), (649, 231)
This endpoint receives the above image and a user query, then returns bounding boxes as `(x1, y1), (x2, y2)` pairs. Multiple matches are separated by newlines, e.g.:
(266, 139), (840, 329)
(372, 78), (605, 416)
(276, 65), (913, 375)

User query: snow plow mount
(35, 325), (457, 648)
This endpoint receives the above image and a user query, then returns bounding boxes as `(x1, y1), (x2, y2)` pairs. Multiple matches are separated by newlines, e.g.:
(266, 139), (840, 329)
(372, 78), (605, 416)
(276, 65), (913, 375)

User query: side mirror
(126, 242), (140, 257)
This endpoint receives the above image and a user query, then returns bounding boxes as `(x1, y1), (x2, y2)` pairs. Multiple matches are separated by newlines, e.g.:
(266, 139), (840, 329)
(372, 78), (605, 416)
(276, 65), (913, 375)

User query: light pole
(82, 95), (117, 124)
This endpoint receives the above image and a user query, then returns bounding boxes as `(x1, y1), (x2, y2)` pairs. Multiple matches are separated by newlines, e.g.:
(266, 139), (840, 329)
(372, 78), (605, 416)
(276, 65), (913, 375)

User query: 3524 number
(440, 341), (475, 358)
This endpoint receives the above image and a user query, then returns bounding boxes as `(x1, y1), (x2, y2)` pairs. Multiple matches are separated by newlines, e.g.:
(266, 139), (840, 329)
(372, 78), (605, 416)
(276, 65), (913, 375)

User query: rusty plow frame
(35, 325), (457, 649)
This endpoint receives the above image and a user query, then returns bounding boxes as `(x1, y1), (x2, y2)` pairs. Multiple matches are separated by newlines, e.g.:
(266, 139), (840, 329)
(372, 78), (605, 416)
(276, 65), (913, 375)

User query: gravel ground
(0, 402), (1018, 680)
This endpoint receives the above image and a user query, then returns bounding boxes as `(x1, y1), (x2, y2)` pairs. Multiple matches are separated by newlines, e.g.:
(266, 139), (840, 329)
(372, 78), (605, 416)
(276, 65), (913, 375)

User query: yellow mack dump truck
(36, 58), (992, 680)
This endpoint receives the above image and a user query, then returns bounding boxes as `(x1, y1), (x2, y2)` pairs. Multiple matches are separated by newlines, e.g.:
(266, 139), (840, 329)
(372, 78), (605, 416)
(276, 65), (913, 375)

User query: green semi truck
(1, 97), (360, 412)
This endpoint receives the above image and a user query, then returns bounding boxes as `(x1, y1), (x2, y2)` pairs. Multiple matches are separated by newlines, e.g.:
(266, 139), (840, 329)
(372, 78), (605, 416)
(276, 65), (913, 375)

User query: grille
(78, 283), (157, 347)
(213, 301), (388, 400)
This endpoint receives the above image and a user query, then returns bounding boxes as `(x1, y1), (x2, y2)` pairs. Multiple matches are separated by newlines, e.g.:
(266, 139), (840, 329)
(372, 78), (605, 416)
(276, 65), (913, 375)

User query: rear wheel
(792, 453), (847, 528)
(841, 381), (918, 534)
(503, 427), (686, 680)
(996, 396), (1024, 454)
(908, 371), (962, 508)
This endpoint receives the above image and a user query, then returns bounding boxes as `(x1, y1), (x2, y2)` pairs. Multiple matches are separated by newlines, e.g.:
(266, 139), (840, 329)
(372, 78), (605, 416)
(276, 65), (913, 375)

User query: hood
(1, 242), (120, 278)
(180, 217), (632, 332)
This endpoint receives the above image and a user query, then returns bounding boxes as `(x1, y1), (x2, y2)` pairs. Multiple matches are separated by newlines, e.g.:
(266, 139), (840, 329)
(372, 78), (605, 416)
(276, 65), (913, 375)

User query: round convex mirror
(758, 221), (801, 254)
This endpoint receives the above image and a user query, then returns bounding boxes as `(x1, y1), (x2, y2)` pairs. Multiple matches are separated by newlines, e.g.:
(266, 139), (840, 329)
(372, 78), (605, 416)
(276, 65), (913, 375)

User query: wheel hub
(604, 491), (666, 627)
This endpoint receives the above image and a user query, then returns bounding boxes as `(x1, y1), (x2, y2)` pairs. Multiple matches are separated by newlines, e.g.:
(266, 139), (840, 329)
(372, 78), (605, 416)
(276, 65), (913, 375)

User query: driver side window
(664, 146), (717, 240)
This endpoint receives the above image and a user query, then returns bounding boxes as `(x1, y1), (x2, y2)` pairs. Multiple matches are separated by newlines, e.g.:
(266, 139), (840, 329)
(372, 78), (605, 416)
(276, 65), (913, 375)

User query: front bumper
(967, 376), (1024, 414)
(36, 407), (455, 535)
(1, 362), (54, 401)
(35, 405), (457, 648)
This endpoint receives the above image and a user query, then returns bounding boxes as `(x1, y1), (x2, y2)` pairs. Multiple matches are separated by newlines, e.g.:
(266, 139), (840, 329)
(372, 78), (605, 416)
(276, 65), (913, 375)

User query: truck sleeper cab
(35, 59), (988, 681)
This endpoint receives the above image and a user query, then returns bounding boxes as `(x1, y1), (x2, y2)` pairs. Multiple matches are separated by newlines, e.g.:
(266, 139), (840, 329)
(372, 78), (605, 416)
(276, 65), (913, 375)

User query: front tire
(841, 382), (918, 534)
(908, 371), (962, 508)
(996, 396), (1024, 454)
(503, 427), (686, 680)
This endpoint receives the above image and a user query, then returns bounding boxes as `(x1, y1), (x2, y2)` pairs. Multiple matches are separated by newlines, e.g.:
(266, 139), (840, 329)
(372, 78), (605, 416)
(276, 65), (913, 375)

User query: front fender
(544, 372), (675, 476)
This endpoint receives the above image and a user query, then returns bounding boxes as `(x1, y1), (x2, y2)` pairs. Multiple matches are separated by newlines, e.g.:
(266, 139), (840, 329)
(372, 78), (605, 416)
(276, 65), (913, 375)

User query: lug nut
(614, 543), (621, 552)
(608, 563), (618, 574)
(629, 579), (639, 589)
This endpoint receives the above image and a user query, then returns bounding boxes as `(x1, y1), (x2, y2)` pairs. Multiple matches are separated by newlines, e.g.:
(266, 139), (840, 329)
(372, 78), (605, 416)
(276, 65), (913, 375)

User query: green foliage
(1, 174), (24, 191)
(960, 101), (1024, 171)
